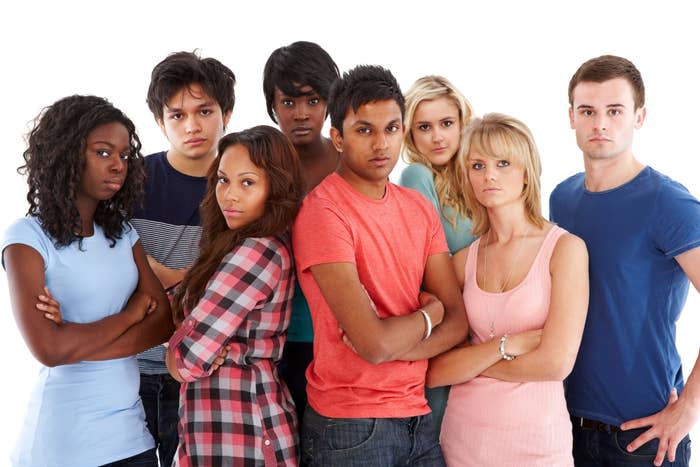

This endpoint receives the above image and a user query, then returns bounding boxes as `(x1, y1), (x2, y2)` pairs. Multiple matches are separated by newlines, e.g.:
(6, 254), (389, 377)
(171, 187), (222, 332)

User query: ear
(634, 106), (647, 129)
(157, 118), (168, 137)
(222, 110), (232, 130)
(330, 127), (343, 153)
(568, 107), (575, 130)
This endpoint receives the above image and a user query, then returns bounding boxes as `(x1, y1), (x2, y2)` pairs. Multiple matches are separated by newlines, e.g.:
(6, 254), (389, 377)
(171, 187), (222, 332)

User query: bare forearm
(481, 344), (575, 382)
(396, 308), (467, 361)
(85, 308), (174, 361)
(427, 338), (502, 387)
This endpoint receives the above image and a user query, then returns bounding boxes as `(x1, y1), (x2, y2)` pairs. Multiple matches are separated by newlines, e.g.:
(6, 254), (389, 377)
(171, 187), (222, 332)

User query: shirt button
(264, 439), (271, 446)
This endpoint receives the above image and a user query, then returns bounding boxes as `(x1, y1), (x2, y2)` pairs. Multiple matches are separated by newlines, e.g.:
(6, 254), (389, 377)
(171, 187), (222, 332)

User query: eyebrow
(353, 118), (401, 127)
(90, 140), (116, 147)
(237, 171), (260, 177)
(164, 100), (216, 112)
(576, 103), (626, 110)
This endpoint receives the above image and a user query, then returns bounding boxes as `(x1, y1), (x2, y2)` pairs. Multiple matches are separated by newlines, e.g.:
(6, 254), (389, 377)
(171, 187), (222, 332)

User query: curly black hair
(19, 95), (145, 248)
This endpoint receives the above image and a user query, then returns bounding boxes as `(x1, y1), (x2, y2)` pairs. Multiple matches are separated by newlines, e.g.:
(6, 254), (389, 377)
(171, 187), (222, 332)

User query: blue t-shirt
(2, 217), (154, 467)
(132, 151), (206, 373)
(399, 163), (475, 254)
(550, 166), (700, 425)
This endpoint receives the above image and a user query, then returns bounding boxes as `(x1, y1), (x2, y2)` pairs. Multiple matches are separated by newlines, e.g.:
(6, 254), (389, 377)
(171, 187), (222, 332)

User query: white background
(1, 1), (699, 464)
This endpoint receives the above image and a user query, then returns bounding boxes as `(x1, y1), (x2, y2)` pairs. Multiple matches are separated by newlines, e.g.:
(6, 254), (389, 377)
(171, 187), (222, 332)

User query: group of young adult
(2, 42), (699, 467)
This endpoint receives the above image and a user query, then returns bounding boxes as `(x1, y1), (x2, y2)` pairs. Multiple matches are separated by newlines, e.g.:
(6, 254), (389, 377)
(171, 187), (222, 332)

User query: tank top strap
(464, 235), (482, 286)
(533, 225), (568, 273)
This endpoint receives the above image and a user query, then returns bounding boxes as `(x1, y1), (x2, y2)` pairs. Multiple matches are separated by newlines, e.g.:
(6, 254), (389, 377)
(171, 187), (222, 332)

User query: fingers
(621, 415), (654, 431)
(653, 438), (669, 466)
(625, 426), (656, 452)
(668, 387), (678, 404)
(37, 290), (62, 324)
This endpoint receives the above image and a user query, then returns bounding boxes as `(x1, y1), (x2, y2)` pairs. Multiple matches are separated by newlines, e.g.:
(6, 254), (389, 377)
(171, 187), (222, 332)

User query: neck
(583, 152), (645, 192)
(296, 137), (340, 191)
(167, 150), (215, 177)
(337, 166), (388, 200)
(486, 204), (531, 244)
(75, 198), (97, 236)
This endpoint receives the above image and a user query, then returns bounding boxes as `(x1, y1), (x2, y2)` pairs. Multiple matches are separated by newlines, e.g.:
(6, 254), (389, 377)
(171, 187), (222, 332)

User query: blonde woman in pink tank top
(427, 113), (589, 467)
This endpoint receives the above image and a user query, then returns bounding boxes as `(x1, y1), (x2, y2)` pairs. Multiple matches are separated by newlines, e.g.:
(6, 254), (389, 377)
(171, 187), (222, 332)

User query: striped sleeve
(168, 237), (282, 381)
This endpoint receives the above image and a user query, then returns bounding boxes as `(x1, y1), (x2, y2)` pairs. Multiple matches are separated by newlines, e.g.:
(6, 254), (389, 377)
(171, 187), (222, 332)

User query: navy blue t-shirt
(132, 151), (207, 373)
(550, 166), (700, 425)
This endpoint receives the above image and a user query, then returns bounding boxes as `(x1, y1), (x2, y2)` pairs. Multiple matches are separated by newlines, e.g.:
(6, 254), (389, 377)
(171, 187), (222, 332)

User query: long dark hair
(172, 125), (304, 318)
(20, 95), (145, 248)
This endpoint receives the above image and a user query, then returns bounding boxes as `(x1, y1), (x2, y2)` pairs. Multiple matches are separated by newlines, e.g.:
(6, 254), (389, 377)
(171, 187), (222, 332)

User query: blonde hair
(402, 75), (474, 227)
(459, 113), (546, 237)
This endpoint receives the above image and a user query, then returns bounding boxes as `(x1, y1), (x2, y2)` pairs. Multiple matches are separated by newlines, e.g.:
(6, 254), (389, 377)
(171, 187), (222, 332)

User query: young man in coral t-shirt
(292, 64), (467, 466)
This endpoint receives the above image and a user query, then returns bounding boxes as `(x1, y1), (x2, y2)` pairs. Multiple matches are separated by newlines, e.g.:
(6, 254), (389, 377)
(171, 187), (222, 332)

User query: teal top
(287, 279), (314, 343)
(399, 163), (476, 254)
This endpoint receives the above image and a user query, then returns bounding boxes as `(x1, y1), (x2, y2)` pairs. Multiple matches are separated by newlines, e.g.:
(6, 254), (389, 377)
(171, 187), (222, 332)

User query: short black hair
(146, 50), (236, 121)
(262, 41), (339, 123)
(328, 65), (404, 135)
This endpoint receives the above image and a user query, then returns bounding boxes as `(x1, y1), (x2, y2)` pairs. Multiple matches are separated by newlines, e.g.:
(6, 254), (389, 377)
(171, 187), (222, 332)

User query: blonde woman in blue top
(399, 75), (476, 431)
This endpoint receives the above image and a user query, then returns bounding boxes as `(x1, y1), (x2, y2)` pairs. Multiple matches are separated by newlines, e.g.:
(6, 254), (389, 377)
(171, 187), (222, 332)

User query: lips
(104, 179), (124, 191)
(291, 127), (312, 136)
(369, 156), (391, 168)
(222, 208), (243, 218)
(185, 138), (206, 146)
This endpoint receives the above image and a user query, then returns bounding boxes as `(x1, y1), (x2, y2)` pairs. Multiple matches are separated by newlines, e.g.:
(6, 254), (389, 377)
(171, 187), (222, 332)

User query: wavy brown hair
(20, 95), (144, 248)
(172, 125), (304, 319)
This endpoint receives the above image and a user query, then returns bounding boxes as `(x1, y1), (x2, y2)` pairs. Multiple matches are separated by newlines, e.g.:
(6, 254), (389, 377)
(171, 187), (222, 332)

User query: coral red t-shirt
(292, 173), (447, 418)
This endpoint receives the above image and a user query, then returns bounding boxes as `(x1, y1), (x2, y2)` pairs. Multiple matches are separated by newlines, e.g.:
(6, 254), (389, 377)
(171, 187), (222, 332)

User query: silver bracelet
(499, 335), (516, 361)
(419, 309), (432, 340)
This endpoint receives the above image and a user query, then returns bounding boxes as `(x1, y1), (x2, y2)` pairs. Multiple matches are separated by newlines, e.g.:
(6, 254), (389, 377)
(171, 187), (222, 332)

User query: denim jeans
(572, 421), (691, 466)
(139, 373), (180, 467)
(301, 405), (445, 466)
(100, 448), (157, 467)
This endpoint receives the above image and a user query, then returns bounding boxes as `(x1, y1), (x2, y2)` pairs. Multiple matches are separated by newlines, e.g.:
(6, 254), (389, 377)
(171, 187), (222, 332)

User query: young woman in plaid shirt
(167, 126), (304, 466)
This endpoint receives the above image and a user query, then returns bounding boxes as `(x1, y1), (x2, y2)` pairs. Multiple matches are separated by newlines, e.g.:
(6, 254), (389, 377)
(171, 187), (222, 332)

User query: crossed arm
(4, 241), (174, 367)
(309, 250), (468, 365)
(427, 233), (589, 387)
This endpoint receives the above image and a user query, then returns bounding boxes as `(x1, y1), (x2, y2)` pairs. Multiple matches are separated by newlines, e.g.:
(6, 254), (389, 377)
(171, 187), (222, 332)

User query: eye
(441, 119), (455, 128)
(417, 123), (430, 132)
(217, 176), (228, 184)
(609, 109), (621, 116)
(119, 151), (133, 161)
(309, 97), (320, 105)
(357, 127), (371, 135)
(497, 160), (511, 167)
(170, 113), (183, 120)
(581, 109), (594, 117)
(200, 108), (214, 116)
(471, 162), (484, 170)
(387, 123), (401, 133)
(96, 149), (110, 158)
(281, 99), (293, 107)
(242, 178), (255, 187)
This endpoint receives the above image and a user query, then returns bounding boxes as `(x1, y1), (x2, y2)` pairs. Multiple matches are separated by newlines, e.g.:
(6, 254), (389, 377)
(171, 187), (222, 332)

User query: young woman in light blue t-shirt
(2, 95), (174, 467)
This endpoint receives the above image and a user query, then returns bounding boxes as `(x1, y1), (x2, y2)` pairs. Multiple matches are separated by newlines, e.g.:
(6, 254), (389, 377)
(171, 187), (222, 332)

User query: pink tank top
(440, 225), (574, 467)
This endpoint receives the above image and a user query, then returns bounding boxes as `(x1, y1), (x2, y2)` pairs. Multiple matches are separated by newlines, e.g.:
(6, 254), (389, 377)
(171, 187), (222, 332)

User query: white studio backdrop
(1, 1), (699, 464)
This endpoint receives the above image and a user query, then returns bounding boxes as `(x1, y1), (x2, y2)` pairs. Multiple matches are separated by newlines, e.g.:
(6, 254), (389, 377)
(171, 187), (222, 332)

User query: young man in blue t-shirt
(550, 55), (700, 467)
(132, 51), (235, 467)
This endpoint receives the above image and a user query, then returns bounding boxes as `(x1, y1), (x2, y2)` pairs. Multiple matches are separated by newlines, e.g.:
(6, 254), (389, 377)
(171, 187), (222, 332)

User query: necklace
(482, 225), (531, 338)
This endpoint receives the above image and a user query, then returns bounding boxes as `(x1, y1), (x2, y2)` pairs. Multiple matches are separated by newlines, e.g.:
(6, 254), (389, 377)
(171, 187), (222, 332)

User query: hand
(504, 329), (542, 356)
(620, 388), (698, 466)
(210, 345), (230, 372)
(419, 291), (445, 327)
(37, 286), (63, 325)
(124, 290), (157, 325)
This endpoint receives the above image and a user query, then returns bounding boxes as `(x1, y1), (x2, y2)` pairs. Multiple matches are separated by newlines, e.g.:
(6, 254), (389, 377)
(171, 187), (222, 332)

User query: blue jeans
(100, 448), (157, 467)
(139, 373), (180, 467)
(301, 405), (445, 466)
(572, 420), (691, 466)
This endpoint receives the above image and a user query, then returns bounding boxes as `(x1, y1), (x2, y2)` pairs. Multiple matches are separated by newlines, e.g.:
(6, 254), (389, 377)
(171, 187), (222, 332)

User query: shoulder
(550, 227), (588, 267)
(234, 236), (291, 267)
(391, 182), (437, 210)
(551, 173), (585, 198)
(2, 217), (52, 268)
(399, 163), (433, 184)
(650, 168), (699, 204)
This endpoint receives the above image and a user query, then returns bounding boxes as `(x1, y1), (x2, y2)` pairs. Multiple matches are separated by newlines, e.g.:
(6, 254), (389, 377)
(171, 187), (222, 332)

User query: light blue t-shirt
(2, 217), (154, 467)
(550, 167), (700, 426)
(399, 163), (475, 254)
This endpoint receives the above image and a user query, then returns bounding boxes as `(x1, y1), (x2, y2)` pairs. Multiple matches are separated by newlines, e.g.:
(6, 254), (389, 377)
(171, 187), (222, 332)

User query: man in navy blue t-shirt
(551, 55), (700, 467)
(132, 51), (236, 467)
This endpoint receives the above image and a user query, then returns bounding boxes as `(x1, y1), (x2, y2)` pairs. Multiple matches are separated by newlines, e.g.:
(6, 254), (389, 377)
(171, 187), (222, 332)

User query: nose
(431, 128), (444, 143)
(293, 102), (309, 121)
(224, 184), (240, 202)
(186, 115), (202, 134)
(110, 155), (126, 173)
(593, 114), (608, 132)
(372, 132), (389, 151)
(484, 164), (496, 181)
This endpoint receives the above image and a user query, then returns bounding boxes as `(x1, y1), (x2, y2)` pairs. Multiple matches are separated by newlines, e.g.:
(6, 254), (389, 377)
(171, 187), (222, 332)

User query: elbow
(32, 347), (73, 368)
(540, 354), (576, 381)
(356, 340), (397, 365)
